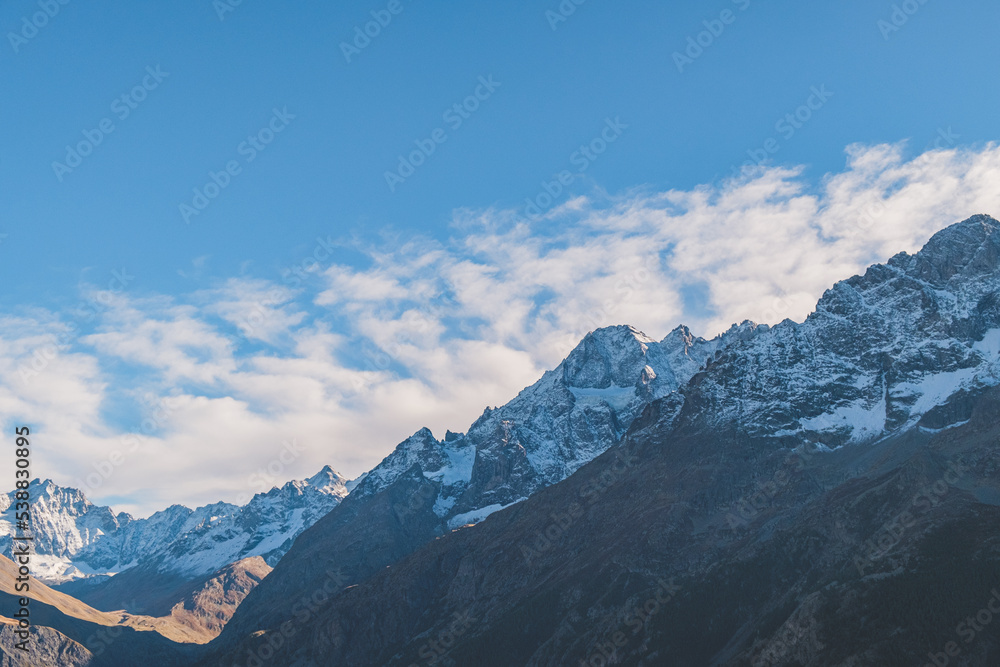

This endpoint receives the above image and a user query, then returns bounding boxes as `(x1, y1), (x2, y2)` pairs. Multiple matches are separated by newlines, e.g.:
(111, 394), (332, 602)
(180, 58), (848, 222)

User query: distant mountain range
(4, 214), (1000, 665)
(0, 466), (348, 584)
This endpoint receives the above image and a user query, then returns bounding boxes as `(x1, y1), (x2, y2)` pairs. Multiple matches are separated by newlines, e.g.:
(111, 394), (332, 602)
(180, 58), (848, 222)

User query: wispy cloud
(2, 141), (998, 516)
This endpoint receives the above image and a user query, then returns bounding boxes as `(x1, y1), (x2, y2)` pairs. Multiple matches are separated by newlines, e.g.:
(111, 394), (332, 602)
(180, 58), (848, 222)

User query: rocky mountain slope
(0, 620), (94, 667)
(202, 214), (1000, 665)
(212, 318), (759, 649)
(0, 466), (348, 584)
(162, 556), (272, 640)
(350, 321), (741, 525)
(217, 381), (1000, 666)
(0, 554), (271, 666)
(0, 554), (194, 666)
(687, 213), (1000, 445)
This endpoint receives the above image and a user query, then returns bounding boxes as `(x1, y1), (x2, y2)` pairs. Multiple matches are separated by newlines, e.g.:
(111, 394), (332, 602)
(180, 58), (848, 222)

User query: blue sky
(3, 0), (1000, 515)
(3, 0), (999, 303)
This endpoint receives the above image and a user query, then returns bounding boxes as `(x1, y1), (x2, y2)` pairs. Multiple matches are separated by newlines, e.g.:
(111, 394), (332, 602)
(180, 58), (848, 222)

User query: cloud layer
(4, 141), (1000, 516)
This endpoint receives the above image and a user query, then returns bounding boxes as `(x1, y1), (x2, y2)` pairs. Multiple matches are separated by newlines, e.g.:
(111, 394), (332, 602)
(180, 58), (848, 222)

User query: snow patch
(432, 495), (457, 518)
(974, 327), (1000, 358)
(422, 442), (476, 488)
(799, 392), (887, 444)
(892, 366), (980, 415)
(568, 384), (637, 412)
(447, 499), (526, 529)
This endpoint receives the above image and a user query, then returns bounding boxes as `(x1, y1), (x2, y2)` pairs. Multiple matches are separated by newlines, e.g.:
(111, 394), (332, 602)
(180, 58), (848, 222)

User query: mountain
(350, 321), (737, 524)
(203, 214), (1000, 665)
(0, 466), (348, 586)
(209, 380), (1000, 666)
(687, 213), (1000, 445)
(210, 319), (756, 650)
(0, 482), (129, 584)
(1, 621), (93, 667)
(0, 554), (270, 665)
(0, 553), (196, 666)
(161, 556), (272, 640)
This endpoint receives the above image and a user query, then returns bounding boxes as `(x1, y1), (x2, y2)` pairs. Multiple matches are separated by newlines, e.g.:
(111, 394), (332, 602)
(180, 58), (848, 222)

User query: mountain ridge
(0, 466), (349, 585)
(202, 213), (1000, 665)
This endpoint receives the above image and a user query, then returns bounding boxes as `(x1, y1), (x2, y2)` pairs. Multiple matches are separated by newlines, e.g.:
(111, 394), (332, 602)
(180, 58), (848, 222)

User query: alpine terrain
(5, 214), (1000, 666)
(201, 214), (1000, 666)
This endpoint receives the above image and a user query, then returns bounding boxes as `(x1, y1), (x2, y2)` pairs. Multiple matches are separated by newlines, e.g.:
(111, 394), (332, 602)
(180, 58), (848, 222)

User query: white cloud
(2, 141), (999, 516)
(196, 277), (305, 345)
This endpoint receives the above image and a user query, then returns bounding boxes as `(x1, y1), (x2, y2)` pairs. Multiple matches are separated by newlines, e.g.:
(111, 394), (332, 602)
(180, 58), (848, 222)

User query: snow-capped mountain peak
(349, 321), (731, 529)
(0, 466), (350, 582)
(681, 214), (1000, 447)
(304, 465), (349, 495)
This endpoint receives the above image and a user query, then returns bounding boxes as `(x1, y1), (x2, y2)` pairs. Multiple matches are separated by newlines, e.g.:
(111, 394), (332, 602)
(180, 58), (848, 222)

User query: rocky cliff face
(214, 382), (1000, 666)
(0, 622), (94, 667)
(163, 556), (272, 640)
(0, 482), (129, 583)
(351, 322), (731, 528)
(684, 214), (1000, 446)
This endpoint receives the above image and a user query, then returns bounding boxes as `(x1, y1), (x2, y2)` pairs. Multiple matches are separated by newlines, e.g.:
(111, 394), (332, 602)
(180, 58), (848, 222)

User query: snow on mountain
(0, 466), (349, 582)
(151, 466), (349, 577)
(683, 213), (1000, 447)
(0, 480), (132, 581)
(343, 215), (1000, 531)
(350, 322), (734, 527)
(10, 214), (1000, 591)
